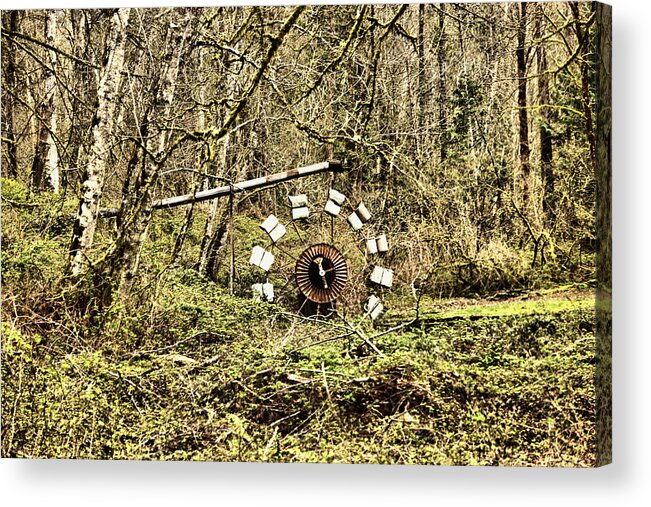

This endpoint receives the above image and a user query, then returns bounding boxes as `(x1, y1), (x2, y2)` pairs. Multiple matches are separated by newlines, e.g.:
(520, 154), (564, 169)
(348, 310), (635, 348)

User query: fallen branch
(290, 331), (354, 353)
(335, 311), (383, 357)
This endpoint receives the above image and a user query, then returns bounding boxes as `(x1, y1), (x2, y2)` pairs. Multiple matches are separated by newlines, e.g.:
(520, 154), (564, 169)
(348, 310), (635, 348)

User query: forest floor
(408, 284), (593, 320)
(2, 277), (597, 466)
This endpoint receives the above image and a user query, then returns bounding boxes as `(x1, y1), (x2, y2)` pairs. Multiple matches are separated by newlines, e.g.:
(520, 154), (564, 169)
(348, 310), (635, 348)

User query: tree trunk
(198, 26), (239, 279)
(30, 9), (62, 193)
(455, 6), (477, 176)
(570, 2), (597, 173)
(198, 134), (231, 277)
(197, 132), (223, 276)
(416, 3), (426, 165)
(2, 11), (19, 178)
(68, 8), (131, 277)
(170, 193), (196, 265)
(436, 4), (448, 163)
(536, 5), (554, 217)
(516, 2), (531, 210)
(67, 10), (95, 195)
(201, 200), (231, 280)
(105, 11), (194, 298)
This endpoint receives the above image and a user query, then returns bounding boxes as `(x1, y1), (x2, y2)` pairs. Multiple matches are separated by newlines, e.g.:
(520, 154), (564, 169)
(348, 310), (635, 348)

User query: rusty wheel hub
(295, 243), (348, 304)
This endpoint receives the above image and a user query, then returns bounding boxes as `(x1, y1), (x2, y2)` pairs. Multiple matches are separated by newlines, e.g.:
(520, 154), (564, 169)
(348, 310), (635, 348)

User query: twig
(128, 330), (217, 357)
(299, 368), (346, 377)
(290, 331), (354, 353)
(369, 281), (424, 340)
(188, 354), (220, 370)
(231, 380), (265, 401)
(335, 311), (383, 357)
(269, 410), (302, 428)
(321, 362), (333, 405)
(368, 318), (419, 342)
(262, 426), (279, 459)
(1, 195), (39, 208)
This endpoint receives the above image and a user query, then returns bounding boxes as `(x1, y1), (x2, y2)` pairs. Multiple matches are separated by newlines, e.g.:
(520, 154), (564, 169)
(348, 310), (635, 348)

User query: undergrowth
(2, 272), (596, 465)
(1, 183), (596, 465)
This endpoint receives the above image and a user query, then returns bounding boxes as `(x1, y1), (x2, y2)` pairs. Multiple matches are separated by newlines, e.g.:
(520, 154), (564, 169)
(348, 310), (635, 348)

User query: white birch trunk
(45, 9), (64, 192)
(108, 11), (194, 296)
(31, 9), (62, 192)
(68, 8), (131, 276)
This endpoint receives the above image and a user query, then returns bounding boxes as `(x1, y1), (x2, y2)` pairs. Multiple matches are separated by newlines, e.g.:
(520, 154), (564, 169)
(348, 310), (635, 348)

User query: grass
(421, 293), (593, 320)
(0, 187), (598, 465)
(1, 272), (597, 465)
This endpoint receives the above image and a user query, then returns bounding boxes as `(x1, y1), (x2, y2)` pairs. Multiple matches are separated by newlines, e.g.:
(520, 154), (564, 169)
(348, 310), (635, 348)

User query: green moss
(1, 178), (29, 202)
(424, 296), (593, 321)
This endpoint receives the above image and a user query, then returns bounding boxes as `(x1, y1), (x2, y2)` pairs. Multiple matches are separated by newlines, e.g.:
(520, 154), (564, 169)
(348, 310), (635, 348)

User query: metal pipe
(156, 160), (343, 209)
(98, 160), (344, 218)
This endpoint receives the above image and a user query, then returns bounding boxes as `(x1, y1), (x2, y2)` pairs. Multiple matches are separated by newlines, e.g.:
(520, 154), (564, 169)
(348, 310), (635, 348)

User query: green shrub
(2, 238), (65, 284)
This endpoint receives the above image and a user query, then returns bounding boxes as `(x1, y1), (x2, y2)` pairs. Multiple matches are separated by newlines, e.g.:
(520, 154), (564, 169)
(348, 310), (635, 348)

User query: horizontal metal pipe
(98, 160), (344, 218)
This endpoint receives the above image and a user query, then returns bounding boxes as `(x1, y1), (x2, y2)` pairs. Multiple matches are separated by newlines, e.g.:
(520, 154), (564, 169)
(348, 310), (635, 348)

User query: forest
(1, 2), (611, 465)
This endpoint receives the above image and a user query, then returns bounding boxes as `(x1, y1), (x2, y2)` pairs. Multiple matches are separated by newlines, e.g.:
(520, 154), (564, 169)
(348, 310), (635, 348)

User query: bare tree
(68, 8), (131, 277)
(416, 3), (427, 165)
(1, 3), (604, 302)
(104, 9), (195, 298)
(570, 1), (597, 173)
(103, 6), (306, 296)
(516, 2), (531, 210)
(1, 11), (19, 178)
(436, 3), (448, 163)
(30, 9), (62, 192)
(535, 4), (554, 217)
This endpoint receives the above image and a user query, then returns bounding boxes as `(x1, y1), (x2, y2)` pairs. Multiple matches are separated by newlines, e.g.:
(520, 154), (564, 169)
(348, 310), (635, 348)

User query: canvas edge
(595, 1), (612, 467)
